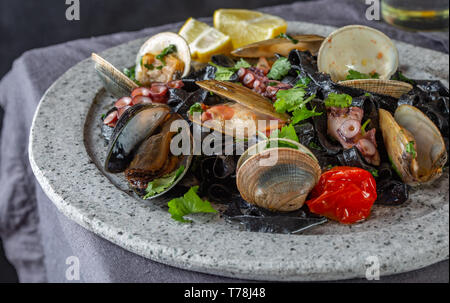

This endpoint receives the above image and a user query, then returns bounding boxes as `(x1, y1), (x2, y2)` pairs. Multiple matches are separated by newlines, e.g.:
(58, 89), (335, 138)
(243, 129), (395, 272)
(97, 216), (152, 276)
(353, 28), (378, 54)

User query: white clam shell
(135, 32), (191, 82)
(317, 25), (399, 82)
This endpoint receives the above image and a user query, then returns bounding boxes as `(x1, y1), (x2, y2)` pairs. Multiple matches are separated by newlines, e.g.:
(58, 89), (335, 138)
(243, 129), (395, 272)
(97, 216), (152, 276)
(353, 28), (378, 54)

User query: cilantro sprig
(273, 82), (321, 125)
(168, 186), (217, 223)
(267, 57), (291, 80)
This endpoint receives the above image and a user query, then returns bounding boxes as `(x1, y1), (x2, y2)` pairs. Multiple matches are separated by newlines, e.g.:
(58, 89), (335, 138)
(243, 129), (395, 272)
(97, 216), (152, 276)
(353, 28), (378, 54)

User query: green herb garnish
(101, 113), (106, 120)
(168, 186), (217, 223)
(295, 77), (311, 88)
(276, 33), (299, 44)
(189, 103), (203, 116)
(156, 44), (177, 66)
(361, 119), (371, 136)
(369, 168), (379, 178)
(324, 93), (353, 108)
(273, 85), (321, 125)
(268, 82), (278, 86)
(267, 57), (291, 80)
(364, 92), (372, 97)
(346, 69), (380, 80)
(406, 141), (416, 158)
(144, 63), (155, 70)
(123, 65), (141, 85)
(143, 166), (185, 199)
(234, 58), (252, 69)
(308, 141), (322, 151)
(270, 124), (299, 142)
(391, 71), (415, 85)
(209, 59), (251, 81)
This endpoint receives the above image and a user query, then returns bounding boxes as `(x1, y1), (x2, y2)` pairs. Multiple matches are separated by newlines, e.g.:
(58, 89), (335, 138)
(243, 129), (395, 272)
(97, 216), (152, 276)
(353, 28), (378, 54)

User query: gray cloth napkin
(0, 0), (448, 282)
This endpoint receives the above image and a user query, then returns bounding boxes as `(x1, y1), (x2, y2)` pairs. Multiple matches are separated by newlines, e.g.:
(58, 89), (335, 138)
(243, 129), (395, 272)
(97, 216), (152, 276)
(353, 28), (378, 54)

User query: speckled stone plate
(29, 22), (449, 281)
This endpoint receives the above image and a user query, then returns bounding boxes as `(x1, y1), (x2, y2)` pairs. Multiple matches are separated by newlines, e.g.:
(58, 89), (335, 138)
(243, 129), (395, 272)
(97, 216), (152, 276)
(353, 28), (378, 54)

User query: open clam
(191, 80), (289, 138)
(379, 105), (447, 186)
(317, 25), (411, 98)
(236, 138), (321, 212)
(105, 103), (192, 197)
(135, 32), (191, 86)
(92, 53), (139, 98)
(231, 34), (325, 58)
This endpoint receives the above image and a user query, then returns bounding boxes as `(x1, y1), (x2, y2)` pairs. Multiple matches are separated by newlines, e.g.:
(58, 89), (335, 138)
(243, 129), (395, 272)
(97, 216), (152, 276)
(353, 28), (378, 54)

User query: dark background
(0, 0), (302, 283)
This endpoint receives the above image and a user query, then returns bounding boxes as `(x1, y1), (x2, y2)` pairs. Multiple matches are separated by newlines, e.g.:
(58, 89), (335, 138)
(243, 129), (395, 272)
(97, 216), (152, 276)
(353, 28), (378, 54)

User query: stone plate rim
(29, 21), (449, 281)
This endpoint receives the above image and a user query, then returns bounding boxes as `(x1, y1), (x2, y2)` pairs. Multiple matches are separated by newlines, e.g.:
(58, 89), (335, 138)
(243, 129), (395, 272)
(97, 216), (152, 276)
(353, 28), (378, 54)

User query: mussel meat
(379, 105), (447, 185)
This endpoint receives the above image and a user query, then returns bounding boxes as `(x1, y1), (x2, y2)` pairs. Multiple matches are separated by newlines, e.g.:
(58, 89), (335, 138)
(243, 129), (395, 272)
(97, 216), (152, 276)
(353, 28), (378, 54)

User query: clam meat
(135, 32), (191, 86)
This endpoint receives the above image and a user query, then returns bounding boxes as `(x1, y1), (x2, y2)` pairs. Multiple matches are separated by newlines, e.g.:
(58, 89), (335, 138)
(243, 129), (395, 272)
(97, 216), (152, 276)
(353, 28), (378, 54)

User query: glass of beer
(382, 0), (449, 31)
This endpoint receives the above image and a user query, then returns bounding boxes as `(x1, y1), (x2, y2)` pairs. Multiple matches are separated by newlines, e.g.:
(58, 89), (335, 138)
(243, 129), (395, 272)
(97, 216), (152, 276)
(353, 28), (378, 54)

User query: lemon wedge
(213, 9), (287, 49)
(179, 17), (233, 63)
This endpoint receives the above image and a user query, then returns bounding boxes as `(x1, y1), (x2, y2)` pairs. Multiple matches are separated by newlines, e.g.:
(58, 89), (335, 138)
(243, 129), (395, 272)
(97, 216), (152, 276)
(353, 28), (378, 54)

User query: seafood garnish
(327, 106), (380, 166)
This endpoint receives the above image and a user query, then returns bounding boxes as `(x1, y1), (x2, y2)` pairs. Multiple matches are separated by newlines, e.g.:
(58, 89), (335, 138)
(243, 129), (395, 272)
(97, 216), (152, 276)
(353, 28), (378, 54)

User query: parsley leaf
(291, 103), (321, 124)
(156, 44), (177, 66)
(406, 141), (416, 158)
(267, 57), (291, 80)
(269, 124), (299, 149)
(295, 77), (311, 88)
(273, 86), (321, 125)
(189, 103), (203, 116)
(168, 186), (217, 223)
(209, 59), (252, 81)
(234, 58), (252, 69)
(275, 33), (299, 44)
(143, 166), (185, 199)
(346, 69), (380, 80)
(324, 93), (353, 108)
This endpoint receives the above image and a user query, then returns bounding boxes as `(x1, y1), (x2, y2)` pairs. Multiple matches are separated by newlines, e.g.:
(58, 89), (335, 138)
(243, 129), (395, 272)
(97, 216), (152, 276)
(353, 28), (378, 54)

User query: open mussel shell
(196, 80), (289, 121)
(339, 79), (413, 98)
(379, 105), (447, 186)
(135, 32), (191, 85)
(236, 139), (321, 212)
(231, 34), (325, 58)
(92, 53), (138, 98)
(105, 104), (171, 173)
(317, 25), (399, 82)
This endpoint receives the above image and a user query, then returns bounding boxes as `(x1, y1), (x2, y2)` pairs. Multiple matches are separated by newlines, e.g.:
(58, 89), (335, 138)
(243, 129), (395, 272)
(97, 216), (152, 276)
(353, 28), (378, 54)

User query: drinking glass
(382, 0), (449, 31)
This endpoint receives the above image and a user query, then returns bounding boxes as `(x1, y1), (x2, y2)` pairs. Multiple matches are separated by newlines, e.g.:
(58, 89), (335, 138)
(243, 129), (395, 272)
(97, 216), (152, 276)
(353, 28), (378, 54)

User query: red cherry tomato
(306, 166), (377, 224)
